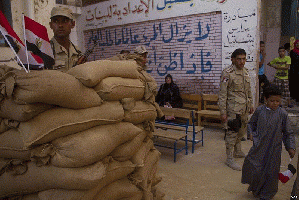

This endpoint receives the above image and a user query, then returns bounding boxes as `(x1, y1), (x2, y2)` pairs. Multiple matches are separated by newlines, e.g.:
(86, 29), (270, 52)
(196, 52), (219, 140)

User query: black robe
(156, 83), (183, 108)
(290, 50), (299, 102)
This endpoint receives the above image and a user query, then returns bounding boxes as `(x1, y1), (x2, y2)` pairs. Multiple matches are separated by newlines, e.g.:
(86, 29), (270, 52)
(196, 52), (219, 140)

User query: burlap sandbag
(135, 121), (155, 138)
(0, 118), (10, 134)
(129, 149), (161, 184)
(36, 178), (142, 200)
(0, 160), (107, 198)
(110, 131), (147, 162)
(0, 129), (30, 160)
(18, 101), (124, 148)
(94, 77), (145, 101)
(87, 178), (142, 200)
(0, 98), (53, 122)
(130, 138), (154, 167)
(20, 193), (40, 200)
(0, 158), (135, 199)
(38, 189), (84, 200)
(10, 70), (103, 109)
(81, 158), (136, 200)
(31, 122), (143, 168)
(124, 101), (157, 124)
(67, 60), (140, 87)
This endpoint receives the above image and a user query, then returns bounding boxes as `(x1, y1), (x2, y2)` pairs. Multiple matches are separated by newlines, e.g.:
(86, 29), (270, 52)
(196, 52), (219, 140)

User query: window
(0, 0), (12, 47)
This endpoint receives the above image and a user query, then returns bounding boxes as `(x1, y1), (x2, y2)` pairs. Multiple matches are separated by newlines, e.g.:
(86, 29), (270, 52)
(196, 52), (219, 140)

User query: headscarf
(293, 40), (299, 55)
(165, 74), (173, 84)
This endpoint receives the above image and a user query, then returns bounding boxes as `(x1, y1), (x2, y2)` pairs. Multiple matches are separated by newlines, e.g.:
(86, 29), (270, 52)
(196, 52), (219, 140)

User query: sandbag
(110, 131), (147, 162)
(0, 98), (53, 122)
(124, 101), (157, 124)
(0, 129), (30, 160)
(0, 160), (107, 198)
(20, 193), (40, 200)
(67, 60), (140, 87)
(10, 70), (103, 109)
(0, 118), (10, 134)
(38, 189), (84, 200)
(32, 122), (143, 167)
(86, 178), (142, 200)
(136, 121), (155, 138)
(37, 178), (142, 200)
(130, 138), (154, 167)
(18, 101), (124, 148)
(0, 158), (135, 199)
(81, 158), (136, 200)
(129, 149), (161, 184)
(94, 77), (145, 101)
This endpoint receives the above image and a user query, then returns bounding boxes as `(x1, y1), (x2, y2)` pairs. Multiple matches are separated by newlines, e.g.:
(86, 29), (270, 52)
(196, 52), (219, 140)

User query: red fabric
(24, 16), (50, 42)
(0, 10), (43, 66)
(279, 172), (290, 183)
(293, 40), (299, 56)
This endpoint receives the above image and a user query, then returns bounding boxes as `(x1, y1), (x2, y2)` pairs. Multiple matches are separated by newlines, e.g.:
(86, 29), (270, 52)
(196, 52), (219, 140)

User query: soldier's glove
(227, 114), (241, 132)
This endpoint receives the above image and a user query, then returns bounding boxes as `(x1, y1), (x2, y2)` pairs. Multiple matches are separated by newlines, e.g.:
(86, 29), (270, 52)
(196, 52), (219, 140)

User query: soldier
(49, 6), (82, 71)
(219, 48), (254, 171)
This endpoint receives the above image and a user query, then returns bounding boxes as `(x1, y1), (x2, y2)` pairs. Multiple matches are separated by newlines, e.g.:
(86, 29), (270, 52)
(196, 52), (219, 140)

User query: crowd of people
(43, 5), (299, 200)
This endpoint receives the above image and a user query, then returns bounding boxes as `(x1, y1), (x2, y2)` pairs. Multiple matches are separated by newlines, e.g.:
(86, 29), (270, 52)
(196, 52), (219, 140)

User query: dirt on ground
(157, 127), (299, 200)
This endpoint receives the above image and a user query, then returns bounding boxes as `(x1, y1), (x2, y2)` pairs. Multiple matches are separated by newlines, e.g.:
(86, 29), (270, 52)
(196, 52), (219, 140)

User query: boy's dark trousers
(259, 74), (269, 103)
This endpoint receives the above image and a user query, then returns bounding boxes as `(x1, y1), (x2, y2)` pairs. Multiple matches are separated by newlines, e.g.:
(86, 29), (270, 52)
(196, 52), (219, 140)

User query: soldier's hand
(248, 134), (253, 141)
(288, 149), (296, 158)
(249, 107), (254, 114)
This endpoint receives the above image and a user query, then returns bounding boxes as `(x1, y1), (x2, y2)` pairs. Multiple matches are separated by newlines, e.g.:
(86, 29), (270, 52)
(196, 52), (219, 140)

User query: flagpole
(0, 32), (28, 73)
(22, 13), (30, 72)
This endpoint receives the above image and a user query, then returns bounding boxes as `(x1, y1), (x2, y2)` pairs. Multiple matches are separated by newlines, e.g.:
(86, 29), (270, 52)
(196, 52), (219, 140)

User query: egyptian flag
(24, 16), (54, 69)
(0, 10), (43, 71)
(279, 164), (296, 183)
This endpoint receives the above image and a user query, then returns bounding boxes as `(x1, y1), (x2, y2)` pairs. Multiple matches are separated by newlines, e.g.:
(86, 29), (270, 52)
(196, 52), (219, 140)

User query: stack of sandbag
(0, 61), (164, 200)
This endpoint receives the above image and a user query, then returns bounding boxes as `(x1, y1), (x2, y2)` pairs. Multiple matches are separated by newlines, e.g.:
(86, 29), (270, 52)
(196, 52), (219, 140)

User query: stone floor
(157, 105), (299, 200)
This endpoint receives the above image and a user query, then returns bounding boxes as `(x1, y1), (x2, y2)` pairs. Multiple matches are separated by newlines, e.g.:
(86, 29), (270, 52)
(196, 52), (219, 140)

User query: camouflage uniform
(50, 37), (81, 72)
(219, 64), (253, 170)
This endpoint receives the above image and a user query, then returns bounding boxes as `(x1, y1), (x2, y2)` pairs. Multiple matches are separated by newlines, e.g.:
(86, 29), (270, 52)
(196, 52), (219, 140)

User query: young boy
(241, 84), (296, 200)
(267, 46), (292, 107)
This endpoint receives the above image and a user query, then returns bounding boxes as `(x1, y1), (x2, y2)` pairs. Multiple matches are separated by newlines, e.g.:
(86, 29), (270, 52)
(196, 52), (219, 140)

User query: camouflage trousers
(223, 112), (249, 150)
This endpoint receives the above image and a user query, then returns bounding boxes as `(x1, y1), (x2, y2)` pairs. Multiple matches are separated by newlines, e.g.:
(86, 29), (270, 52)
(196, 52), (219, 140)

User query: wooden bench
(181, 94), (202, 112)
(154, 107), (204, 162)
(196, 94), (222, 127)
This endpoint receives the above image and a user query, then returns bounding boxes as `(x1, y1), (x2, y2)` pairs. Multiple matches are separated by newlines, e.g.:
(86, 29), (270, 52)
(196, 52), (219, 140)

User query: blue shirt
(259, 53), (264, 75)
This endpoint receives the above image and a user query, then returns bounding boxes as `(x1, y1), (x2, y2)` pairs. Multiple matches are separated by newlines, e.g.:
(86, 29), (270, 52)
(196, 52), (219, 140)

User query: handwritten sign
(84, 12), (221, 82)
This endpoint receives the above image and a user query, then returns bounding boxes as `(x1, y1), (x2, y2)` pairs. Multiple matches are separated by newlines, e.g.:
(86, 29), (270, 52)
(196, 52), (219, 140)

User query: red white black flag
(24, 16), (54, 69)
(0, 10), (43, 71)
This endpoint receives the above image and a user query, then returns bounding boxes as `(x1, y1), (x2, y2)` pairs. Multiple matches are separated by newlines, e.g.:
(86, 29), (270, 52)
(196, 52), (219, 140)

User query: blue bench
(154, 107), (204, 162)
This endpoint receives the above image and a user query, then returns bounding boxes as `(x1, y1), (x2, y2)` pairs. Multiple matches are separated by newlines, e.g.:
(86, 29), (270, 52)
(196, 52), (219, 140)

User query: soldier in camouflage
(49, 6), (82, 71)
(218, 48), (254, 171)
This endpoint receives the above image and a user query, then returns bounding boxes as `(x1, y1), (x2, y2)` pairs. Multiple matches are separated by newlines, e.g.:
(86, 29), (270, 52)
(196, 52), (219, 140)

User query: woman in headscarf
(156, 74), (183, 108)
(289, 40), (299, 103)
